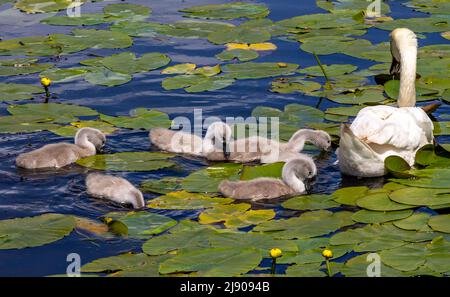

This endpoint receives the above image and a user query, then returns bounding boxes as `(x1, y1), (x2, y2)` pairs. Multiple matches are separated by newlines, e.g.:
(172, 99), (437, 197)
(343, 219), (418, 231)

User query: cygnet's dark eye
(308, 171), (311, 175)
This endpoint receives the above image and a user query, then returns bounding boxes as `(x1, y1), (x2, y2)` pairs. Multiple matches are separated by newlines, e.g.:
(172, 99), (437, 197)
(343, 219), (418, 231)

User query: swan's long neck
(286, 129), (314, 152)
(75, 132), (96, 154)
(282, 163), (305, 193)
(397, 36), (417, 107)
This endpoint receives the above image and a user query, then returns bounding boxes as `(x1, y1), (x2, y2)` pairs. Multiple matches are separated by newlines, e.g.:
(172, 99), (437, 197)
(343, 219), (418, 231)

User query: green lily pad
(325, 105), (364, 116)
(0, 83), (43, 102)
(15, 0), (85, 13)
(180, 2), (269, 20)
(161, 63), (196, 75)
(110, 21), (166, 37)
(162, 75), (235, 93)
(351, 209), (414, 224)
(157, 20), (234, 39)
(7, 103), (98, 123)
(356, 193), (415, 211)
(41, 14), (111, 26)
(0, 58), (52, 76)
(284, 263), (326, 277)
(49, 120), (118, 137)
(0, 213), (75, 250)
(199, 203), (275, 229)
(327, 87), (385, 105)
(84, 67), (132, 86)
(253, 210), (354, 239)
(100, 108), (171, 130)
(240, 162), (284, 180)
(332, 186), (368, 206)
(182, 163), (243, 193)
(216, 49), (259, 62)
(336, 253), (406, 277)
(389, 187), (450, 207)
(159, 246), (262, 276)
(81, 253), (166, 277)
(140, 177), (184, 194)
(384, 80), (440, 102)
(393, 213), (432, 232)
(76, 152), (175, 171)
(298, 64), (357, 77)
(103, 3), (151, 20)
(148, 191), (233, 210)
(282, 194), (340, 211)
(271, 77), (322, 94)
(385, 155), (413, 178)
(71, 29), (133, 49)
(0, 115), (60, 134)
(223, 62), (299, 79)
(102, 211), (177, 239)
(375, 17), (449, 33)
(433, 121), (450, 136)
(39, 67), (88, 82)
(428, 215), (450, 234)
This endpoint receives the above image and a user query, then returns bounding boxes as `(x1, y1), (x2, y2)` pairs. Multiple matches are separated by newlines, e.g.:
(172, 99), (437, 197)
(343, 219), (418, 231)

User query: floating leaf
(84, 67), (132, 86)
(162, 75), (235, 93)
(0, 115), (60, 134)
(0, 83), (43, 102)
(393, 213), (432, 232)
(199, 203), (275, 229)
(41, 14), (110, 26)
(216, 49), (259, 62)
(240, 162), (283, 180)
(389, 187), (450, 207)
(148, 191), (233, 210)
(298, 64), (357, 77)
(161, 63), (196, 75)
(0, 58), (52, 76)
(385, 155), (413, 178)
(331, 186), (368, 206)
(159, 247), (262, 276)
(351, 209), (413, 224)
(180, 2), (269, 20)
(157, 20), (234, 39)
(0, 213), (75, 250)
(103, 3), (151, 20)
(76, 152), (175, 171)
(140, 177), (184, 195)
(428, 215), (450, 234)
(181, 163), (242, 193)
(223, 62), (298, 79)
(375, 17), (450, 33)
(15, 0), (85, 14)
(100, 108), (171, 130)
(356, 193), (414, 211)
(282, 194), (340, 211)
(90, 52), (170, 75)
(7, 103), (98, 123)
(50, 120), (117, 137)
(102, 211), (176, 239)
(39, 67), (88, 82)
(208, 26), (271, 44)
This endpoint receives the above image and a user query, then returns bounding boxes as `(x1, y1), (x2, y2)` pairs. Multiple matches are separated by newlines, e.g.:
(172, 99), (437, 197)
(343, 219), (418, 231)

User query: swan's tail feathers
(337, 124), (385, 177)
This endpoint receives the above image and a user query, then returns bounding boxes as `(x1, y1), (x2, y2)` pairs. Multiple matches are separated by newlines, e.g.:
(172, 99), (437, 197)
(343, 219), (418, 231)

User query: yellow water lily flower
(270, 248), (282, 258)
(104, 217), (113, 224)
(40, 77), (51, 87)
(277, 62), (288, 68)
(322, 249), (333, 259)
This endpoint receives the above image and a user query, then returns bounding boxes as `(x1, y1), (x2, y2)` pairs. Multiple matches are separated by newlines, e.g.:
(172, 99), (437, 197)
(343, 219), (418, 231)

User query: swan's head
(310, 130), (332, 151)
(282, 157), (316, 192)
(389, 28), (417, 75)
(202, 122), (232, 157)
(75, 127), (106, 152)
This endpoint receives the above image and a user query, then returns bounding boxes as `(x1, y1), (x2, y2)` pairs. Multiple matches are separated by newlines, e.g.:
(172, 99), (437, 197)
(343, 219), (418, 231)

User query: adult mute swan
(337, 28), (434, 177)
(149, 122), (232, 159)
(218, 157), (316, 201)
(86, 173), (145, 209)
(16, 127), (106, 169)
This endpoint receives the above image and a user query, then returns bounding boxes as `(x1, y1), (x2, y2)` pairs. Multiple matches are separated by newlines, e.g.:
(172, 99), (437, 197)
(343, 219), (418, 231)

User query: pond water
(0, 0), (449, 276)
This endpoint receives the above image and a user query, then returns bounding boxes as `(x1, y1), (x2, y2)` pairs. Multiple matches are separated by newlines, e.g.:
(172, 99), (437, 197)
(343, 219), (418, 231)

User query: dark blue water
(0, 0), (448, 276)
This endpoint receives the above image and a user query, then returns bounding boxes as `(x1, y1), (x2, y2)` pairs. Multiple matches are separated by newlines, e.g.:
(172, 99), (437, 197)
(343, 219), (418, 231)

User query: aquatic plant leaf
(100, 108), (171, 130)
(140, 177), (184, 194)
(41, 14), (110, 26)
(103, 3), (151, 20)
(337, 253), (406, 277)
(271, 77), (322, 94)
(208, 26), (271, 44)
(199, 203), (275, 229)
(223, 62), (298, 79)
(162, 75), (235, 92)
(325, 105), (363, 116)
(71, 29), (133, 49)
(393, 213), (432, 232)
(385, 155), (413, 178)
(0, 83), (43, 101)
(252, 210), (354, 239)
(161, 63), (196, 75)
(0, 115), (60, 134)
(180, 2), (269, 20)
(240, 162), (284, 180)
(375, 17), (450, 33)
(282, 194), (340, 211)
(50, 120), (117, 137)
(110, 21), (165, 37)
(7, 102), (98, 123)
(428, 215), (450, 234)
(159, 246), (262, 276)
(84, 67), (132, 86)
(157, 20), (234, 39)
(351, 209), (413, 224)
(77, 152), (175, 171)
(39, 67), (88, 82)
(181, 163), (243, 193)
(0, 59), (52, 76)
(327, 87), (385, 105)
(284, 263), (326, 277)
(96, 52), (170, 74)
(0, 213), (75, 250)
(331, 186), (368, 206)
(15, 0), (85, 14)
(102, 211), (176, 239)
(356, 193), (415, 211)
(389, 187), (450, 207)
(148, 191), (233, 210)
(298, 64), (357, 77)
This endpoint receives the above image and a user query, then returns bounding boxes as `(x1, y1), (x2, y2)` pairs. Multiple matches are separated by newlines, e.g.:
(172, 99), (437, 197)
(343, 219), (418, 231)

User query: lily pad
(102, 211), (177, 239)
(375, 17), (449, 33)
(393, 213), (432, 232)
(389, 187), (450, 207)
(216, 49), (259, 62)
(15, 0), (85, 14)
(0, 58), (52, 76)
(0, 83), (43, 102)
(100, 108), (171, 130)
(84, 67), (132, 86)
(199, 203), (275, 229)
(223, 62), (299, 79)
(148, 191), (233, 210)
(76, 152), (176, 171)
(162, 75), (235, 93)
(0, 213), (75, 250)
(385, 155), (413, 178)
(182, 163), (243, 193)
(298, 64), (357, 77)
(428, 215), (450, 234)
(159, 246), (262, 276)
(140, 177), (184, 195)
(7, 103), (98, 123)
(356, 193), (414, 211)
(208, 26), (271, 44)
(351, 209), (413, 224)
(240, 162), (283, 180)
(331, 186), (368, 206)
(282, 194), (340, 211)
(0, 115), (60, 134)
(39, 67), (88, 82)
(180, 2), (269, 20)
(50, 120), (117, 137)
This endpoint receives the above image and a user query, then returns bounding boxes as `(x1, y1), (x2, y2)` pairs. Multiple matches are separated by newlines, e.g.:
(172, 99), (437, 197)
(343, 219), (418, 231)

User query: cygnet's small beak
(222, 138), (230, 159)
(304, 176), (316, 193)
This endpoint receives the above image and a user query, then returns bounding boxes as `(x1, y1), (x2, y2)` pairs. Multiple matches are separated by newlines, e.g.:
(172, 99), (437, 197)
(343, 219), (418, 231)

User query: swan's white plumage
(337, 28), (434, 177)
